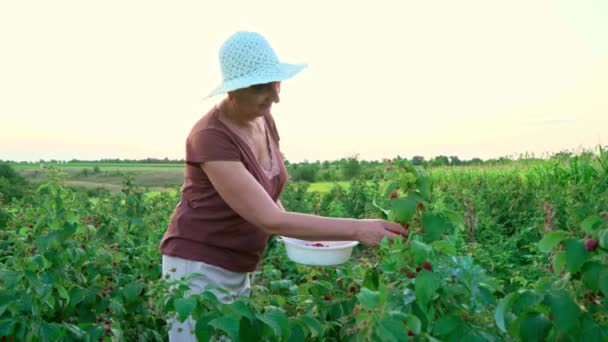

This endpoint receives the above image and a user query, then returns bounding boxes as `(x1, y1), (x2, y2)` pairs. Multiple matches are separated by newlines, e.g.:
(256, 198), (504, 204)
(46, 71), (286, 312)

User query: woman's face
(229, 81), (281, 118)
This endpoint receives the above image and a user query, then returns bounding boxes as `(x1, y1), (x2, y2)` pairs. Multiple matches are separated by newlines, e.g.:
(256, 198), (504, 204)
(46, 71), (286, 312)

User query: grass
(10, 162), (184, 171)
(13, 162), (369, 195)
(307, 181), (351, 193)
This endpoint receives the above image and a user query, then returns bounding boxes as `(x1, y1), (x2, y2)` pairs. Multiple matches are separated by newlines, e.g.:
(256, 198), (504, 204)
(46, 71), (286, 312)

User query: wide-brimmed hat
(207, 31), (306, 98)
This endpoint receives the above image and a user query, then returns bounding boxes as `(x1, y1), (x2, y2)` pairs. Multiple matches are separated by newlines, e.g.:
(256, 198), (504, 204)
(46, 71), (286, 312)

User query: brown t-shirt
(159, 106), (288, 272)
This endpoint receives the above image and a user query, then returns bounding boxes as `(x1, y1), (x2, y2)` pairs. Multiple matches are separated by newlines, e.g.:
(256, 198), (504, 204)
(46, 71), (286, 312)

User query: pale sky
(1, 0), (607, 162)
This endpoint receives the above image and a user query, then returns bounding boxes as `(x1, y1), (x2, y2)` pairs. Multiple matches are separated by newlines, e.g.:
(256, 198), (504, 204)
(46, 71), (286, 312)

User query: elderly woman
(159, 31), (404, 340)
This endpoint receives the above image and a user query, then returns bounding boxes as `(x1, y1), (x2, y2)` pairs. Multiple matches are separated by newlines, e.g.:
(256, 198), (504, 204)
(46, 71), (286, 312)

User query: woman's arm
(276, 198), (285, 211)
(201, 161), (404, 246)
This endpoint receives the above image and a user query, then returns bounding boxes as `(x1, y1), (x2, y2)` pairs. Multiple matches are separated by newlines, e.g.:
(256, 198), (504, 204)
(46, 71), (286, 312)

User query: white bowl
(280, 236), (359, 266)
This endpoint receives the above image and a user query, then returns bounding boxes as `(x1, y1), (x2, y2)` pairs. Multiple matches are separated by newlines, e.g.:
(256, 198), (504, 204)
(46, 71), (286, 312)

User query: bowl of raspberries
(280, 237), (359, 265)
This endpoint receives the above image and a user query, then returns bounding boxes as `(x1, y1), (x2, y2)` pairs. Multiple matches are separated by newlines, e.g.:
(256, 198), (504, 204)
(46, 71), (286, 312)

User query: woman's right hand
(355, 219), (408, 247)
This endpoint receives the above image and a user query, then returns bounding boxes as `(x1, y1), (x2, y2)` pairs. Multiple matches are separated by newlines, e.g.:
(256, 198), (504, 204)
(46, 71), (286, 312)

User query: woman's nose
(269, 82), (280, 103)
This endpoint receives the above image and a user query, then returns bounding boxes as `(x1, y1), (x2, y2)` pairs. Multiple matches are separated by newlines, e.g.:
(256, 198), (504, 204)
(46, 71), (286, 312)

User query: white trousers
(162, 255), (251, 342)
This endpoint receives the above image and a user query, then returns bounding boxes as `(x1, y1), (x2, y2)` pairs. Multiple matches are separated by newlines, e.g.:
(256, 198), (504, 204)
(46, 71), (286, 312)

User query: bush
(0, 163), (29, 201)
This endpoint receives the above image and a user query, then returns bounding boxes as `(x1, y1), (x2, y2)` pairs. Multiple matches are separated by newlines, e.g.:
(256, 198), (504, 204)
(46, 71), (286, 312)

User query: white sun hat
(207, 31), (307, 98)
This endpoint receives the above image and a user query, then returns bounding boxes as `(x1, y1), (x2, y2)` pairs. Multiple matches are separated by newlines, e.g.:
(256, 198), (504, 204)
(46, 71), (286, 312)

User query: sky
(1, 0), (607, 163)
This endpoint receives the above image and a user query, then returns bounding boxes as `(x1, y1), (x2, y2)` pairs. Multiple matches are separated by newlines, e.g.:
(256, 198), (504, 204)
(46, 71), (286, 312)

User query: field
(1, 151), (608, 341)
(13, 163), (184, 194)
(13, 163), (354, 195)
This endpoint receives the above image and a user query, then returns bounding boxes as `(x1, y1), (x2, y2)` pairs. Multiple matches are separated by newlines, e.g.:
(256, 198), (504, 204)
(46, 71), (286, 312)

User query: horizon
(2, 143), (605, 164)
(1, 1), (607, 163)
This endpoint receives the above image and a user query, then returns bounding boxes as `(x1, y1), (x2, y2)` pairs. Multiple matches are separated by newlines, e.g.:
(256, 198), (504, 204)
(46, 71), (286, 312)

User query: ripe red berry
(407, 272), (416, 279)
(101, 291), (107, 298)
(323, 295), (331, 301)
(390, 191), (398, 199)
(415, 266), (422, 273)
(349, 286), (356, 293)
(312, 275), (318, 281)
(408, 330), (415, 336)
(28, 224), (33, 228)
(417, 203), (425, 211)
(108, 286), (114, 291)
(423, 261), (433, 271)
(585, 239), (599, 252)
(105, 327), (111, 334)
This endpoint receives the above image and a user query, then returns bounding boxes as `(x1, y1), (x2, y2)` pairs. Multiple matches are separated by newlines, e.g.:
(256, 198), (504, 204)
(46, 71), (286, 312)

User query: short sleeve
(186, 128), (241, 163)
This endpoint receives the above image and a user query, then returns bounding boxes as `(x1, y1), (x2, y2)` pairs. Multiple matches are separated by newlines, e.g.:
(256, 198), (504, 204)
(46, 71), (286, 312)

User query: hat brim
(206, 62), (307, 98)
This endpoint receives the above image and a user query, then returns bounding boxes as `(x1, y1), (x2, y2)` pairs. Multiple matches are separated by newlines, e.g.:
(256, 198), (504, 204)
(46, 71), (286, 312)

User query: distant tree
(449, 156), (462, 166)
(411, 156), (425, 166)
(342, 154), (362, 180)
(0, 163), (29, 201)
(431, 155), (450, 167)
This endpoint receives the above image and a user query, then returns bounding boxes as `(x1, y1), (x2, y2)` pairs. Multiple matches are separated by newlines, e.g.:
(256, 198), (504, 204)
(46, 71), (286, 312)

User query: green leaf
(599, 266), (608, 296)
(362, 269), (379, 291)
(270, 279), (292, 291)
(63, 324), (86, 339)
(511, 290), (543, 315)
(411, 240), (432, 265)
(565, 239), (588, 273)
(357, 288), (381, 309)
(226, 299), (255, 321)
(581, 314), (607, 342)
(430, 240), (456, 255)
(390, 196), (418, 223)
(548, 290), (580, 333)
(0, 319), (15, 336)
(415, 270), (440, 309)
(582, 262), (603, 291)
(434, 315), (463, 336)
(403, 314), (421, 334)
(289, 323), (305, 342)
(416, 175), (432, 200)
(519, 313), (551, 342)
(386, 311), (420, 332)
(296, 316), (323, 338)
(553, 251), (566, 274)
(421, 212), (447, 242)
(383, 180), (400, 198)
(174, 297), (197, 322)
(258, 311), (289, 339)
(0, 270), (23, 288)
(376, 317), (409, 342)
(56, 285), (70, 304)
(581, 215), (603, 235)
(208, 316), (240, 342)
(495, 292), (519, 333)
(600, 229), (608, 250)
(538, 231), (570, 253)
(40, 322), (65, 340)
(194, 315), (215, 342)
(122, 282), (144, 303)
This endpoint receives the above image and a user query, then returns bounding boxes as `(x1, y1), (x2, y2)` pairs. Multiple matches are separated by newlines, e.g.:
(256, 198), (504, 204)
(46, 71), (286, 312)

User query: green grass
(10, 162), (184, 171)
(307, 181), (351, 193)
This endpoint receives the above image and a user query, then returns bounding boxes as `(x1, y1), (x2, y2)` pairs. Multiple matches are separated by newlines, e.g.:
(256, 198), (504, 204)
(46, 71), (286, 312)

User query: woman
(159, 31), (405, 340)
